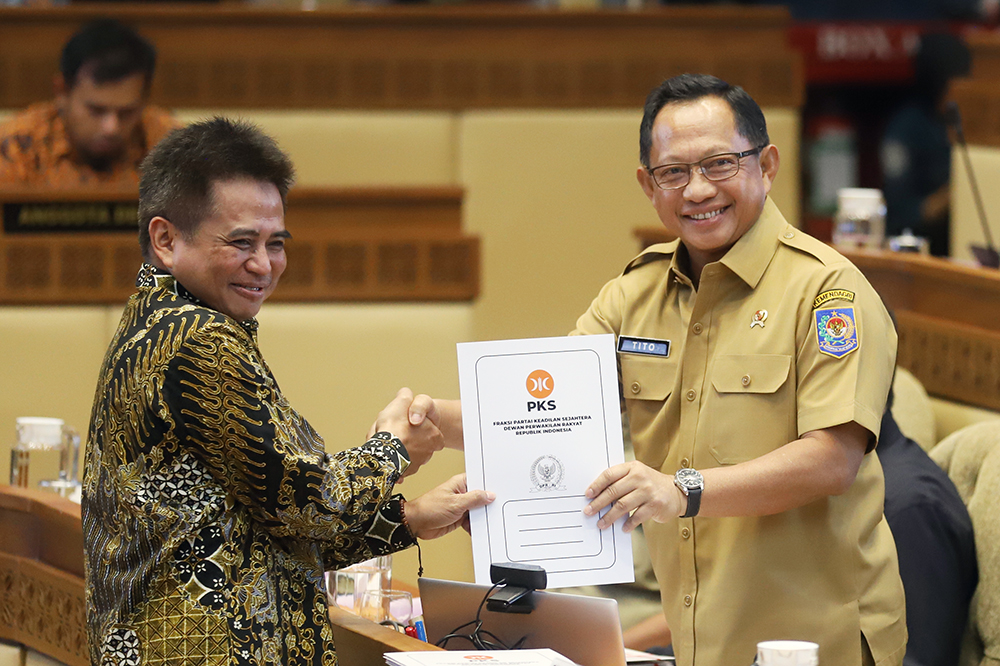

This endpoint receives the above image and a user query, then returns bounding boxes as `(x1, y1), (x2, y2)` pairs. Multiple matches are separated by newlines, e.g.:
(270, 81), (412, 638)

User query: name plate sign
(3, 201), (138, 233)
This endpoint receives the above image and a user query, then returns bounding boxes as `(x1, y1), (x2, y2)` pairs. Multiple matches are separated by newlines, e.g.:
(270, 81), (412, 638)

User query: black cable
(434, 580), (530, 651)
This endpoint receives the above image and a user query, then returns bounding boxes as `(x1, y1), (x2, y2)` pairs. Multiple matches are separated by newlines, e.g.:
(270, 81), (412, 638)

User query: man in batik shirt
(83, 117), (490, 666)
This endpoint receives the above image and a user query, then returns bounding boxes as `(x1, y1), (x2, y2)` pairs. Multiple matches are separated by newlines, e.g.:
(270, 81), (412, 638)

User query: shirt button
(741, 374), (751, 387)
(631, 382), (641, 395)
(684, 595), (693, 606)
(692, 322), (703, 335)
(681, 457), (690, 468)
(783, 231), (795, 239)
(681, 527), (691, 539)
(686, 389), (696, 401)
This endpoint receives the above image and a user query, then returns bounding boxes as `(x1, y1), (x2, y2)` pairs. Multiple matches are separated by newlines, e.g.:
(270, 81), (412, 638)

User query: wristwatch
(674, 468), (704, 518)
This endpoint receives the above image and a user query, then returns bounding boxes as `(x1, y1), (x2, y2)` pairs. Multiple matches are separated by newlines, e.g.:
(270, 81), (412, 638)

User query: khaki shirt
(573, 199), (906, 666)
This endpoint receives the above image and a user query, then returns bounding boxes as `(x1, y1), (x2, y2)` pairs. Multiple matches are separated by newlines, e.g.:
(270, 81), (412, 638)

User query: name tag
(617, 336), (670, 358)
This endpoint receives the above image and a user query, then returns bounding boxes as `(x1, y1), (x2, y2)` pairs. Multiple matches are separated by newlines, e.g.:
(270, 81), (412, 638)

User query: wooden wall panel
(953, 31), (1000, 148)
(0, 5), (802, 111)
(0, 186), (479, 304)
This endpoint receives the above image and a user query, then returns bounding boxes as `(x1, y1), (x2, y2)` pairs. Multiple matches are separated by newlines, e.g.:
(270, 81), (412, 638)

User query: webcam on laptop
(487, 563), (547, 614)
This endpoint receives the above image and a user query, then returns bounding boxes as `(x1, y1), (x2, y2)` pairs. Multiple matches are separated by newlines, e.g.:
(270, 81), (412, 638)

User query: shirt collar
(664, 197), (787, 290)
(718, 197), (786, 289)
(136, 263), (260, 334)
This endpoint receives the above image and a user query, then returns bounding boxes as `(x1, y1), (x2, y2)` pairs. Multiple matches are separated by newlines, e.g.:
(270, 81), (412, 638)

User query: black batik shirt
(83, 264), (417, 666)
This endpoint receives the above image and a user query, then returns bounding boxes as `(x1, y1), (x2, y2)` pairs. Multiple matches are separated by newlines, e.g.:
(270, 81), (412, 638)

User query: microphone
(946, 101), (1000, 268)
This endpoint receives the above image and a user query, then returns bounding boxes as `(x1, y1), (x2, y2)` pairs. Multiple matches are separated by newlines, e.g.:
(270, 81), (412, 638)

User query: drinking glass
(327, 555), (392, 613)
(359, 589), (413, 629)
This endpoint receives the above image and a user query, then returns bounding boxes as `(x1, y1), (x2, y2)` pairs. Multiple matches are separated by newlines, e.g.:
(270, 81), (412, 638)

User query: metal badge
(617, 336), (670, 357)
(750, 310), (768, 328)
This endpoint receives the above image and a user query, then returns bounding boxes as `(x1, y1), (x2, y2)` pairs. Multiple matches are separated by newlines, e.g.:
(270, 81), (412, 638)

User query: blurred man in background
(0, 18), (175, 187)
(881, 32), (971, 256)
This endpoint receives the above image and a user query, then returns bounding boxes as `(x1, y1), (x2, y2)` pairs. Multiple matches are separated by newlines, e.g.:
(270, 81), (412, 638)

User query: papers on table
(458, 335), (633, 589)
(624, 648), (675, 664)
(386, 649), (579, 665)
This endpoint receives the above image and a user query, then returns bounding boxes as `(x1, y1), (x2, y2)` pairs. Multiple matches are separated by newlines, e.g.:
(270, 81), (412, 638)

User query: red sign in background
(788, 22), (984, 83)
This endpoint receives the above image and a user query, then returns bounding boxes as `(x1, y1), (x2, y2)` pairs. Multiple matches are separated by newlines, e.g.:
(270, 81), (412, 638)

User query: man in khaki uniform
(579, 74), (906, 666)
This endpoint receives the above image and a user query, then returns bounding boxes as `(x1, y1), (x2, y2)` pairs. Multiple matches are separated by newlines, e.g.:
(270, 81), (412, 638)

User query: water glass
(359, 589), (413, 629)
(328, 555), (392, 613)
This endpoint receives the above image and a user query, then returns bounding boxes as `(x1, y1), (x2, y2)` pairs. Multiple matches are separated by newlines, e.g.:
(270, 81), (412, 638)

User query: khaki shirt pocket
(709, 354), (794, 465)
(620, 354), (677, 467)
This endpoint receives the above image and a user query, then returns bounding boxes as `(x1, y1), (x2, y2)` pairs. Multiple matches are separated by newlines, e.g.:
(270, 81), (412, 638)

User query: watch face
(675, 468), (704, 490)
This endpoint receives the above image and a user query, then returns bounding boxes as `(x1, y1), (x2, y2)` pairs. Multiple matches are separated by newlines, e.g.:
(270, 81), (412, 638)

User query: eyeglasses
(647, 146), (766, 191)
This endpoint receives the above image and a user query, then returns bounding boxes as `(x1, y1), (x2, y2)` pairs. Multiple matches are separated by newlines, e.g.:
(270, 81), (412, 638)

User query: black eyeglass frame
(646, 145), (767, 191)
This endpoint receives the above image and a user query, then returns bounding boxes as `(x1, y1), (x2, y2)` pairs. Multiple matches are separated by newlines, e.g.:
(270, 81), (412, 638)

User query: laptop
(418, 577), (627, 666)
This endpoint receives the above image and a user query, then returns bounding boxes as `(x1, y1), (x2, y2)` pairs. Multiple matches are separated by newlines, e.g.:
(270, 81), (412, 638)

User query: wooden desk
(0, 185), (478, 304)
(0, 485), (443, 665)
(634, 226), (1000, 412)
(0, 5), (801, 111)
(838, 249), (1000, 413)
(0, 485), (86, 666)
(328, 605), (443, 664)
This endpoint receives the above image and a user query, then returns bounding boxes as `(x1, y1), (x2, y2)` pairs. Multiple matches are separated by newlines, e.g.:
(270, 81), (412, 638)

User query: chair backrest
(931, 420), (1000, 666)
(890, 366), (936, 452)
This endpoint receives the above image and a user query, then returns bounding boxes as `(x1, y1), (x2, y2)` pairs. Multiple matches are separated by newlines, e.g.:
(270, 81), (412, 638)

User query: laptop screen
(418, 577), (627, 666)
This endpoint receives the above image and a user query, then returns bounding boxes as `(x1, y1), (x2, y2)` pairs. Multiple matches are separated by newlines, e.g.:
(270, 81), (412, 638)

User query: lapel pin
(751, 310), (768, 329)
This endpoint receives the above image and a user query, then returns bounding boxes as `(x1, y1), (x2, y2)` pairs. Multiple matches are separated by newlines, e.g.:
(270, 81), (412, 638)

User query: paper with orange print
(457, 334), (633, 589)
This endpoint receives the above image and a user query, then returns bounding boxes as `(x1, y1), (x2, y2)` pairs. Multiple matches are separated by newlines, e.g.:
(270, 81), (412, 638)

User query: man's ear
(759, 144), (780, 195)
(147, 216), (180, 270)
(637, 165), (657, 202)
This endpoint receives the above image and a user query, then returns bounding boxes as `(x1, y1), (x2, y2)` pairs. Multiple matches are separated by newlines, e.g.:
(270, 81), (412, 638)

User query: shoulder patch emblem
(815, 307), (859, 358)
(813, 289), (855, 309)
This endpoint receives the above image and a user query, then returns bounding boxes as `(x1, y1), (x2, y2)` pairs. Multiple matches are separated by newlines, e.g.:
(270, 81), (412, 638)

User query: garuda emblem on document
(530, 455), (566, 492)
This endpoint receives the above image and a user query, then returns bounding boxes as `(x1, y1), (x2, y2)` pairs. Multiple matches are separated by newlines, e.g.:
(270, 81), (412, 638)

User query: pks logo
(526, 369), (554, 398)
(525, 369), (556, 412)
(463, 656), (495, 661)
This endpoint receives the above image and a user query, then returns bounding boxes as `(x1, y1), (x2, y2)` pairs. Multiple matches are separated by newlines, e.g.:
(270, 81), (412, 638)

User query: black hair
(138, 117), (296, 259)
(913, 32), (971, 108)
(60, 19), (157, 90)
(639, 73), (769, 168)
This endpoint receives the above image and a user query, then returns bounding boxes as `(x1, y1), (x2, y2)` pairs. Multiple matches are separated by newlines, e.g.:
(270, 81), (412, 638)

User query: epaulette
(777, 226), (847, 267)
(623, 241), (677, 275)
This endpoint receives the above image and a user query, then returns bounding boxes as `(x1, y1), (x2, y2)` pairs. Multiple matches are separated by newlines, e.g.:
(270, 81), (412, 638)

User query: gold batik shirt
(83, 264), (417, 666)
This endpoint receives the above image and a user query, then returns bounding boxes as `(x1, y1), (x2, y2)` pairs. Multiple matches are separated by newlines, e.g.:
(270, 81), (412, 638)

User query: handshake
(369, 388), (464, 479)
(366, 389), (492, 541)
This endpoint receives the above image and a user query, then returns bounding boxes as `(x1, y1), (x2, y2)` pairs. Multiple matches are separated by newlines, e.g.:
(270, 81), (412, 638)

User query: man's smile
(684, 205), (730, 222)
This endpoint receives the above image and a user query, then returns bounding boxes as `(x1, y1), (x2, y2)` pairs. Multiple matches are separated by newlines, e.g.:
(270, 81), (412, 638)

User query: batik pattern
(83, 264), (416, 665)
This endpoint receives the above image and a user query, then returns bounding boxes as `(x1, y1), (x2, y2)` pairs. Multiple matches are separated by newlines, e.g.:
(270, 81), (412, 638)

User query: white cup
(756, 640), (819, 666)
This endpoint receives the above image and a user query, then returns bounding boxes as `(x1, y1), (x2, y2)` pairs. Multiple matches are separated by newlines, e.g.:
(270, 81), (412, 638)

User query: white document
(458, 335), (633, 589)
(386, 648), (579, 665)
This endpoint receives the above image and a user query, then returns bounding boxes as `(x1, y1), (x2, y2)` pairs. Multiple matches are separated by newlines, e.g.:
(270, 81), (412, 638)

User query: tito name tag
(617, 336), (671, 358)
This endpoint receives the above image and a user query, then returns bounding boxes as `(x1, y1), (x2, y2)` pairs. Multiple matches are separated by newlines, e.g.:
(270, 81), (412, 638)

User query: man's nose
(245, 245), (272, 276)
(683, 168), (717, 202)
(100, 112), (121, 136)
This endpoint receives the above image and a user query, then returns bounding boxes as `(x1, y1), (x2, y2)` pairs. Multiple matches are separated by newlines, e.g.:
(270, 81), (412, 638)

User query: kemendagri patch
(815, 307), (859, 358)
(812, 289), (855, 309)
